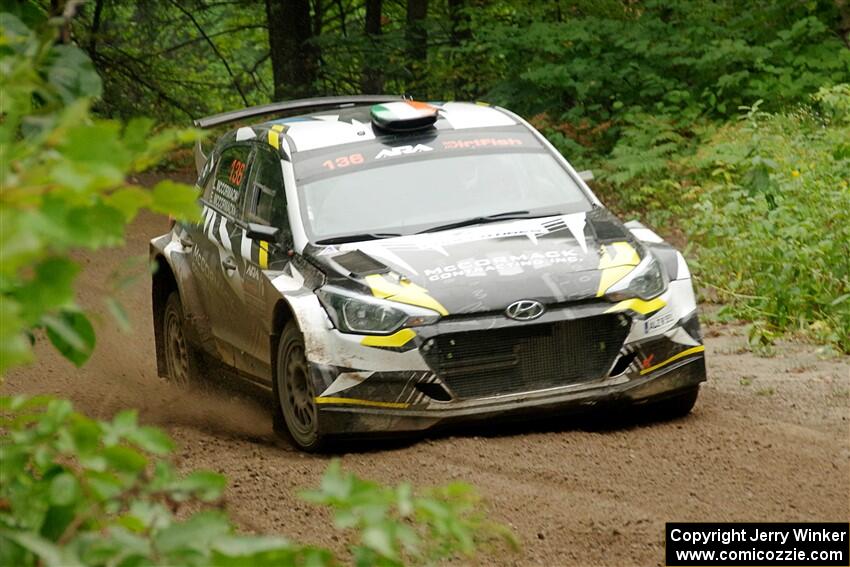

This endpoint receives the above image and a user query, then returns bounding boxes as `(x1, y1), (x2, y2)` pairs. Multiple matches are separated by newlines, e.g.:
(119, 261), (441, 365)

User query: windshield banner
(293, 128), (544, 183)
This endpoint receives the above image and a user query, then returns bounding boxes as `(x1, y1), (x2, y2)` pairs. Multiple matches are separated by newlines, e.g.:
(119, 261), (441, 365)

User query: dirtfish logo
(375, 144), (433, 160)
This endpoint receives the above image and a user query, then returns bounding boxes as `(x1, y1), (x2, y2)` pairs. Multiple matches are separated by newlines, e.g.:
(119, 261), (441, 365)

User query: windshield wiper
(417, 210), (544, 234)
(315, 232), (402, 245)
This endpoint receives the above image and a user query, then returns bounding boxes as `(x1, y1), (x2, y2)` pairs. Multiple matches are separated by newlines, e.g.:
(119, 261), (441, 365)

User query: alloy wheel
(279, 341), (318, 445)
(164, 306), (191, 386)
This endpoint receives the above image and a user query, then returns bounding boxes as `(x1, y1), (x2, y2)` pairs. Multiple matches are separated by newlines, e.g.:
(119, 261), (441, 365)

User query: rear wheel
(274, 321), (324, 452)
(162, 292), (200, 386)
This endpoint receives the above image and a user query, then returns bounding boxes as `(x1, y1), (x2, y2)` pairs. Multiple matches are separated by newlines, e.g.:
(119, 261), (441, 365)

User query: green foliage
(0, 14), (202, 373)
(303, 461), (518, 566)
(0, 395), (515, 566)
(688, 101), (850, 351)
(602, 94), (850, 352)
(813, 83), (850, 123)
(51, 0), (849, 132)
(6, 1), (847, 356)
(480, 1), (849, 122)
(0, 395), (292, 566)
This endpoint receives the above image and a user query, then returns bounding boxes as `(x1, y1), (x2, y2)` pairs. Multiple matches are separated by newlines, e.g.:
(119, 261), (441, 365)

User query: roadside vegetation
(1, 395), (515, 566)
(1, 0), (848, 565)
(7, 0), (841, 353)
(0, 11), (515, 566)
(597, 92), (850, 353)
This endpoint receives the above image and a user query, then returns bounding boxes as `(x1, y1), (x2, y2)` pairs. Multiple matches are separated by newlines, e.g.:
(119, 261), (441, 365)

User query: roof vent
(371, 101), (438, 132)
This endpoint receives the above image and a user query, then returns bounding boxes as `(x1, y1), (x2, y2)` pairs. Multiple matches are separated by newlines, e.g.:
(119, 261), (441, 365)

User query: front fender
(151, 230), (214, 358)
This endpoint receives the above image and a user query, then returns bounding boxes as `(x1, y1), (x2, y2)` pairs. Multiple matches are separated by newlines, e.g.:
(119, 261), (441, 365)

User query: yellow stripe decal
(360, 328), (416, 348)
(258, 240), (269, 268)
(596, 265), (634, 297)
(639, 345), (705, 375)
(364, 274), (449, 316)
(596, 241), (641, 296)
(315, 397), (410, 409)
(599, 241), (640, 269)
(267, 124), (286, 148)
(604, 297), (666, 315)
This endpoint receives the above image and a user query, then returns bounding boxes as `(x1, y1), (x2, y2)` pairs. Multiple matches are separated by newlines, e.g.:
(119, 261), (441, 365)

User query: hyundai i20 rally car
(151, 96), (706, 451)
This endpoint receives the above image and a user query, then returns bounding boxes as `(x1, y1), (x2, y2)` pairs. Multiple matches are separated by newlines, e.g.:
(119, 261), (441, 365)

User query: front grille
(422, 315), (630, 400)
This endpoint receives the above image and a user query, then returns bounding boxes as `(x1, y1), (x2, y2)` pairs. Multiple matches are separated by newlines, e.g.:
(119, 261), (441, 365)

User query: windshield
(294, 134), (592, 243)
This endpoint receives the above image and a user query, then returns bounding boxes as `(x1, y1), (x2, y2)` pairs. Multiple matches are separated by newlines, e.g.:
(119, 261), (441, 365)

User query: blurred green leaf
(43, 310), (95, 367)
(13, 258), (78, 325)
(101, 446), (147, 474)
(0, 530), (84, 567)
(105, 297), (132, 333)
(104, 187), (153, 221)
(166, 470), (226, 501)
(49, 472), (80, 506)
(362, 525), (397, 559)
(46, 45), (103, 102)
(126, 426), (174, 456)
(154, 511), (231, 554)
(150, 180), (201, 222)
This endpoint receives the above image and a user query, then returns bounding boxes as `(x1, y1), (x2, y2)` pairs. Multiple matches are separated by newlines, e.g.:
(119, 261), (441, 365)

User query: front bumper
(308, 304), (707, 437)
(317, 354), (705, 436)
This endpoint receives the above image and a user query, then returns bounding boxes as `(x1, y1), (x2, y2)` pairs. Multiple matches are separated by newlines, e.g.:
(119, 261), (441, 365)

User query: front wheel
(274, 321), (325, 452)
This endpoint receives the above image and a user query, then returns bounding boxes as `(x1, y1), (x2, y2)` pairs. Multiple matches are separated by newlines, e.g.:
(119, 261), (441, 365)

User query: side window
(203, 144), (251, 218)
(246, 147), (288, 231)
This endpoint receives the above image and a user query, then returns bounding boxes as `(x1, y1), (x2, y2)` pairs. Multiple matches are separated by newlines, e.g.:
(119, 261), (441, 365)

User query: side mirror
(577, 170), (594, 182)
(246, 222), (280, 242)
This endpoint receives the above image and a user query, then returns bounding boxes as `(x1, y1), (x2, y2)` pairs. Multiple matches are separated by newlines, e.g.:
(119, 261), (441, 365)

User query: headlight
(606, 255), (668, 301)
(316, 286), (441, 335)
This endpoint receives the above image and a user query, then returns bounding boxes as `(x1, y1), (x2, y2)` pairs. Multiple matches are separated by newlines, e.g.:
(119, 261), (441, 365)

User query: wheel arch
(152, 254), (178, 377)
(269, 299), (298, 378)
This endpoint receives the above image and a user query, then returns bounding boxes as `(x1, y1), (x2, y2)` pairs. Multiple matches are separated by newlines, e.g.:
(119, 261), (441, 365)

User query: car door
(196, 143), (254, 366)
(231, 144), (292, 378)
(168, 149), (221, 361)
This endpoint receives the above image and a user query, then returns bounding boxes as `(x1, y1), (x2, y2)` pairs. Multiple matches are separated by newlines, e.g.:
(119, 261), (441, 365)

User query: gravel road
(6, 202), (849, 566)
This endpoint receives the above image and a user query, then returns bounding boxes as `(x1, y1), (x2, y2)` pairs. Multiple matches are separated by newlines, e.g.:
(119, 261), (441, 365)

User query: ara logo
(374, 144), (433, 160)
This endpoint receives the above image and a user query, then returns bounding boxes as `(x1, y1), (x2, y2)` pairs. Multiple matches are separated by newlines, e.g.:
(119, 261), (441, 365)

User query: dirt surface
(5, 198), (850, 566)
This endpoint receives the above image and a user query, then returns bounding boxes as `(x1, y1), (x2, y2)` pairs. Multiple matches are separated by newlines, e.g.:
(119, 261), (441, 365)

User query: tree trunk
(837, 0), (850, 48)
(361, 0), (384, 93)
(50, 0), (74, 44)
(88, 0), (105, 56)
(447, 0), (470, 98)
(265, 0), (316, 101)
(405, 0), (428, 97)
(448, 0), (470, 47)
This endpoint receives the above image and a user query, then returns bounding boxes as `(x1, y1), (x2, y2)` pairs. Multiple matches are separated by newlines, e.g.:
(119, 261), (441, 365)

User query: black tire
(646, 386), (700, 420)
(273, 321), (325, 452)
(162, 292), (201, 386)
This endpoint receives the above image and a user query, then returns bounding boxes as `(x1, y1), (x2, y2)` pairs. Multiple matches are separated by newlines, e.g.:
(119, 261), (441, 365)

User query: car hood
(306, 208), (645, 316)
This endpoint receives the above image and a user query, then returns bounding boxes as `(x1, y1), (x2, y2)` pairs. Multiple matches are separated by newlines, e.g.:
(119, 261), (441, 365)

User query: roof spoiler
(192, 95), (405, 129)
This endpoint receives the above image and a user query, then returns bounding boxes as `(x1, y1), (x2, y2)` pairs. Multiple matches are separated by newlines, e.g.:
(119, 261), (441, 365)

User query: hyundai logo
(505, 299), (545, 321)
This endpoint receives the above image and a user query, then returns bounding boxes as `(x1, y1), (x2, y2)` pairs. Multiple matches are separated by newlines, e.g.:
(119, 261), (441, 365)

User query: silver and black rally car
(151, 96), (707, 451)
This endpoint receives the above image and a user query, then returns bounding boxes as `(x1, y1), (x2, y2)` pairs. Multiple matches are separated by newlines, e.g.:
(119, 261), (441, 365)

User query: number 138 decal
(229, 159), (246, 185)
(322, 153), (364, 170)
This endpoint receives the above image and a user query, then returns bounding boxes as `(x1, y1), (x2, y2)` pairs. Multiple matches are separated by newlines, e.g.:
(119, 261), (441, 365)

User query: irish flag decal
(370, 101), (438, 132)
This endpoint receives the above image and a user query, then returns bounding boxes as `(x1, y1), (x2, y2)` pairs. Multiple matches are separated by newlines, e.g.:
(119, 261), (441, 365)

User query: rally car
(151, 96), (706, 451)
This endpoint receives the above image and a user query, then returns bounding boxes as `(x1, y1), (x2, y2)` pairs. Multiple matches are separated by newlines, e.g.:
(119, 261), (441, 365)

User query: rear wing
(192, 95), (404, 176)
(192, 95), (405, 129)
